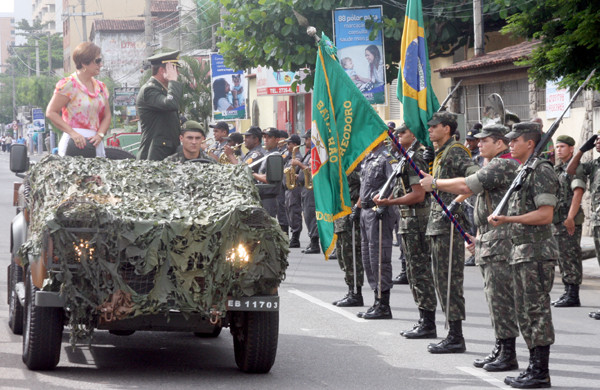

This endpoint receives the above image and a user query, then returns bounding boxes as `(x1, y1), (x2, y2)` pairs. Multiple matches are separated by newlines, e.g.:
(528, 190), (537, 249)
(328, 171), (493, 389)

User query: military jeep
(7, 144), (288, 373)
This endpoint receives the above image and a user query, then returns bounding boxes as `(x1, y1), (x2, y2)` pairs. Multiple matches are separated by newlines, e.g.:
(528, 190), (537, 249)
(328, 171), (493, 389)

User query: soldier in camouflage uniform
(166, 121), (212, 163)
(567, 132), (600, 319)
(356, 140), (398, 319)
(332, 170), (364, 307)
(551, 135), (585, 308)
(489, 122), (558, 388)
(420, 112), (478, 354)
(421, 124), (520, 371)
(374, 125), (436, 338)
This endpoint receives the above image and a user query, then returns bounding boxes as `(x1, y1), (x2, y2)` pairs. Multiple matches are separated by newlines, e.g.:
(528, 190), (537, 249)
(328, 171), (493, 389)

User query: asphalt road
(0, 152), (598, 389)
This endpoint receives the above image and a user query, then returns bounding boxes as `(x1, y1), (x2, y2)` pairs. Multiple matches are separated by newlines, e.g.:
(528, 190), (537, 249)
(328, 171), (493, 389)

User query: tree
(9, 20), (63, 77)
(178, 56), (213, 123)
(500, 0), (600, 90)
(213, 0), (527, 90)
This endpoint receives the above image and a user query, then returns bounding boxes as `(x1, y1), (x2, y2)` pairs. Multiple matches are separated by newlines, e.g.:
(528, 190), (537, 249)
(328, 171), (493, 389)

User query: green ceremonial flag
(397, 0), (440, 147)
(311, 33), (388, 259)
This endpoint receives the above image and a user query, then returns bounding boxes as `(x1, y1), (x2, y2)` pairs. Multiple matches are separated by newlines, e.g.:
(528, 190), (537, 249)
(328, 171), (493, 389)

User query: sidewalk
(582, 235), (600, 279)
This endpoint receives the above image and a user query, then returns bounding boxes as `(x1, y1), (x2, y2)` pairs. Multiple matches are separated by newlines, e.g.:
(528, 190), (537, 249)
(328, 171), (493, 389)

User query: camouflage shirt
(334, 170), (361, 233)
(359, 145), (397, 209)
(426, 138), (479, 235)
(465, 150), (519, 262)
(393, 142), (431, 234)
(580, 157), (600, 226)
(166, 148), (211, 163)
(507, 160), (559, 264)
(553, 157), (586, 225)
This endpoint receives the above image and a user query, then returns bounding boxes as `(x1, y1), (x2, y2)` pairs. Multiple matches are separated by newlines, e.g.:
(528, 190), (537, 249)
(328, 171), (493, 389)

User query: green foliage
(9, 19), (63, 76)
(213, 0), (526, 90)
(500, 0), (600, 90)
(178, 56), (213, 123)
(0, 74), (59, 123)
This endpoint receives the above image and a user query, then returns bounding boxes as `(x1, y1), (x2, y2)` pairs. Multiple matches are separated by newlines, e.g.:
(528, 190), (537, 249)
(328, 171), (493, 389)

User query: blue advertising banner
(210, 53), (247, 120)
(32, 108), (45, 132)
(333, 6), (386, 105)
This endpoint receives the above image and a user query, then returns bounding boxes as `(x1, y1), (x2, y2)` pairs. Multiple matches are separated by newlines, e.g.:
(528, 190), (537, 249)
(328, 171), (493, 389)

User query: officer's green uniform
(137, 51), (183, 161)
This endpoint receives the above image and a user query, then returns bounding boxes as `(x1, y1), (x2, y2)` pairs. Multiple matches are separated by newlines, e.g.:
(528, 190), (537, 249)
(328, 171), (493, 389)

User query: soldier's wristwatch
(431, 178), (437, 191)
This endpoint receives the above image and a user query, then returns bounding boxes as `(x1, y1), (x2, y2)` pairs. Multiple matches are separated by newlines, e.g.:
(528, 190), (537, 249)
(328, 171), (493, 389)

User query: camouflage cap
(427, 111), (458, 127)
(181, 120), (205, 134)
(556, 135), (575, 146)
(475, 124), (508, 139)
(505, 121), (541, 140)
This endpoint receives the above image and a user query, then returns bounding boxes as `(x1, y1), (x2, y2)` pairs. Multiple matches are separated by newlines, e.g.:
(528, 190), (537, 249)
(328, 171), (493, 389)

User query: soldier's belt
(432, 203), (458, 213)
(362, 200), (376, 209)
(510, 230), (552, 246)
(399, 207), (430, 218)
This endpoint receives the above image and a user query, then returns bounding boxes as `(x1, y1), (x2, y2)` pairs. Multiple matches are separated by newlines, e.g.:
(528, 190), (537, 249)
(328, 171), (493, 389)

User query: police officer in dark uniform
(223, 126), (265, 171)
(284, 134), (304, 247)
(207, 121), (230, 161)
(355, 138), (397, 319)
(166, 120), (212, 163)
(275, 130), (290, 234)
(253, 127), (281, 217)
(136, 51), (183, 161)
(292, 131), (320, 254)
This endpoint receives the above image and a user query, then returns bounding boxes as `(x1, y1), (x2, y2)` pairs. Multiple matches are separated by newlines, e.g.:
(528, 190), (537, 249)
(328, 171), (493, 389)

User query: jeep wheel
(8, 263), (23, 335)
(193, 325), (222, 338)
(22, 268), (64, 370)
(232, 311), (278, 373)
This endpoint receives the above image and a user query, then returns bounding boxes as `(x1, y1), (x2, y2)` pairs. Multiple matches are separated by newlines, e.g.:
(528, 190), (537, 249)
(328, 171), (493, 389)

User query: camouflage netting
(19, 155), (289, 341)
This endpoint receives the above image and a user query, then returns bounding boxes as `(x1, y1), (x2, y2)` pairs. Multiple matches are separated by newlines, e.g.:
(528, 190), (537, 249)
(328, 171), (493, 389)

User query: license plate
(226, 296), (279, 311)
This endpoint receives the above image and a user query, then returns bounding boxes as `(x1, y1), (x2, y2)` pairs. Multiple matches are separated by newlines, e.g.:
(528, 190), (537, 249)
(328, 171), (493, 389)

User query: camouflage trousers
(480, 261), (519, 339)
(335, 223), (364, 288)
(512, 260), (555, 349)
(402, 230), (437, 312)
(429, 232), (465, 321)
(593, 226), (600, 268)
(553, 223), (582, 285)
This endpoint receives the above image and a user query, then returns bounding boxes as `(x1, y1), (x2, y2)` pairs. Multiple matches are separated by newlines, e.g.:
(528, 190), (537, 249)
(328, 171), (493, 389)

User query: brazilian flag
(397, 0), (440, 146)
(312, 33), (388, 259)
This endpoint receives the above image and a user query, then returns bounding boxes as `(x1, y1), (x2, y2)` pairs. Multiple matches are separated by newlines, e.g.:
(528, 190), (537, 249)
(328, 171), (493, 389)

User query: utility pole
(81, 0), (87, 41)
(145, 0), (154, 57)
(473, 0), (484, 57)
(11, 65), (17, 123)
(35, 39), (40, 76)
(48, 33), (52, 75)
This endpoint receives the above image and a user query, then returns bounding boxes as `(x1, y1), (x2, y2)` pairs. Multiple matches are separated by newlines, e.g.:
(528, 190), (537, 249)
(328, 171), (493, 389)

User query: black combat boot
(393, 258), (409, 285)
(551, 284), (569, 306)
(484, 338), (519, 372)
(336, 286), (364, 307)
(473, 339), (501, 368)
(357, 291), (379, 318)
(403, 309), (437, 339)
(363, 290), (392, 319)
(505, 348), (534, 386)
(507, 345), (551, 388)
(427, 320), (466, 353)
(302, 237), (320, 254)
(289, 232), (301, 248)
(589, 309), (600, 319)
(400, 309), (423, 336)
(553, 283), (581, 307)
(280, 224), (289, 236)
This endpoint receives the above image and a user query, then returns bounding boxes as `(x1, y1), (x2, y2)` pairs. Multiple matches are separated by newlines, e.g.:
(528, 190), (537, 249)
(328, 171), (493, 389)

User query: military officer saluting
(136, 51), (183, 161)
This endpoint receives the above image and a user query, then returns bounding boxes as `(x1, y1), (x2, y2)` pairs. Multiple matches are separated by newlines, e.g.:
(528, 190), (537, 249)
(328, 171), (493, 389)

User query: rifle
(374, 139), (418, 217)
(491, 69), (596, 217)
(438, 80), (462, 112)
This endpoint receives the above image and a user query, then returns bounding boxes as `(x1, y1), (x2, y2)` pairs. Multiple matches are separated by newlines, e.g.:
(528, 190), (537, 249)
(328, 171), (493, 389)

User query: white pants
(58, 128), (105, 157)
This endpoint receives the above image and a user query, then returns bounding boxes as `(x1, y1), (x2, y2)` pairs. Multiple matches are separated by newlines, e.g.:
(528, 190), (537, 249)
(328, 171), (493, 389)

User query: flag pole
(387, 129), (472, 245)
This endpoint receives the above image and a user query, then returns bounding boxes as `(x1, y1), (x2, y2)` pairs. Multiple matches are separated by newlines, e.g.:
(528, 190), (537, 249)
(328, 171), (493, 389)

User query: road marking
(288, 289), (367, 323)
(457, 366), (512, 389)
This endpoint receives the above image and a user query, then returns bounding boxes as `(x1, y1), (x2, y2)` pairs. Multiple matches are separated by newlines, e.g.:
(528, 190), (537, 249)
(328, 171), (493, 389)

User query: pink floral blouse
(54, 74), (109, 132)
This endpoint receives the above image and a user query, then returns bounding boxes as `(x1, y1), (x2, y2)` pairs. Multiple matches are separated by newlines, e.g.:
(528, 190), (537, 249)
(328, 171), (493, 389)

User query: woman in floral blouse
(46, 42), (111, 157)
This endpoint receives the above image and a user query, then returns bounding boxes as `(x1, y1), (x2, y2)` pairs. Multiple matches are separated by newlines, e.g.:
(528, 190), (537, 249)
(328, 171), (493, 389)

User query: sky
(0, 1), (14, 14)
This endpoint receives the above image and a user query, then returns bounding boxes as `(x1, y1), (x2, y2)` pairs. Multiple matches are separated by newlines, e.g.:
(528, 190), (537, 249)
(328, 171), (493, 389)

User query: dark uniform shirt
(360, 145), (397, 207)
(242, 145), (266, 173)
(136, 77), (183, 161)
